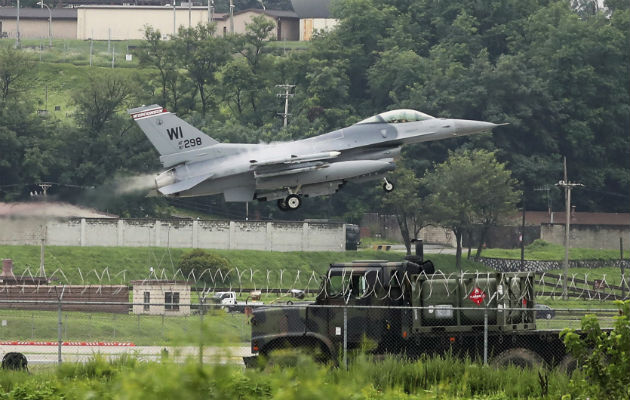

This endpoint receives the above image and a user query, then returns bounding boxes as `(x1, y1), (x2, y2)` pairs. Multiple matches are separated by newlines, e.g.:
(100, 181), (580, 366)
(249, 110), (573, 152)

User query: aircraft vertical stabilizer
(128, 104), (218, 157)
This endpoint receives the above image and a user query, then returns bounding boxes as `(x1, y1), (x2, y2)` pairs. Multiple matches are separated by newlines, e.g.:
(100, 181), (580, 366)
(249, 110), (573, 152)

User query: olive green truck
(249, 253), (575, 369)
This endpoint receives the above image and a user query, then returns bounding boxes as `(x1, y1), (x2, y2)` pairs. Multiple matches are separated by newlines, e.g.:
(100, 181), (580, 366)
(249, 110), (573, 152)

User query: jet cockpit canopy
(355, 109), (434, 125)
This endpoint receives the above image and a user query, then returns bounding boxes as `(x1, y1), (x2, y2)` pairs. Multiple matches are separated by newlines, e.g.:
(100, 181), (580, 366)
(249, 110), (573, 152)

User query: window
(143, 291), (150, 311)
(165, 292), (180, 311)
(355, 109), (434, 125)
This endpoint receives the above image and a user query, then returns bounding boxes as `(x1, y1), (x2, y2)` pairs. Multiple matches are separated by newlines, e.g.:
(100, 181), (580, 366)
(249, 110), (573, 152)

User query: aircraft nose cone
(454, 120), (503, 135)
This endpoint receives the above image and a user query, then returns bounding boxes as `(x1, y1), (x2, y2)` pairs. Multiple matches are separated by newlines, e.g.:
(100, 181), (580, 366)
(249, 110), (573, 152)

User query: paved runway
(1, 344), (252, 365)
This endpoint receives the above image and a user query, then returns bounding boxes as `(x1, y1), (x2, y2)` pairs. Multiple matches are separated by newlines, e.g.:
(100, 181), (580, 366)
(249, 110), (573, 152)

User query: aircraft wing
(158, 173), (213, 195)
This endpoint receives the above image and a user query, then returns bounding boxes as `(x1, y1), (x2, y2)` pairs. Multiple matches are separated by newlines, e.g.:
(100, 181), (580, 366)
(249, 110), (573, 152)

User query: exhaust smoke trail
(111, 173), (156, 195)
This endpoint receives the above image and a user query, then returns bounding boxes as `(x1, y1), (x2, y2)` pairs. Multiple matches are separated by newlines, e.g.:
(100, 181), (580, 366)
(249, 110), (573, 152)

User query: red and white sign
(468, 288), (486, 305)
(0, 341), (135, 347)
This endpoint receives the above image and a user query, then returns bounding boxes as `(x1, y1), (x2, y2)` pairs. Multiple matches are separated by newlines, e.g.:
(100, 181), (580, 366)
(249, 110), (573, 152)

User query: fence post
(343, 305), (348, 370)
(57, 298), (63, 364)
(483, 306), (488, 365)
(621, 238), (625, 298)
(199, 297), (204, 366)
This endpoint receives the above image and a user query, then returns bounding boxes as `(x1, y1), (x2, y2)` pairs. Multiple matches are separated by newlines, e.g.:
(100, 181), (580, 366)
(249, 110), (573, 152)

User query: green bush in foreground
(562, 300), (630, 400)
(0, 353), (589, 400)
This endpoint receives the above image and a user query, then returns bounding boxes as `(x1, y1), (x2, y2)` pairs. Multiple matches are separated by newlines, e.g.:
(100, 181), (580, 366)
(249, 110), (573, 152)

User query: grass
(9, 38), (145, 68)
(0, 307), (248, 345)
(0, 245), (487, 286)
(483, 239), (630, 261)
(0, 38), (154, 121)
(0, 353), (587, 399)
(359, 236), (404, 248)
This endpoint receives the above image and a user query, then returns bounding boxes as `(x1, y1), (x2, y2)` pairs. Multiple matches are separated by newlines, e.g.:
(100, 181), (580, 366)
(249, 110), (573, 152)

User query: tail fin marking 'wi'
(128, 105), (218, 160)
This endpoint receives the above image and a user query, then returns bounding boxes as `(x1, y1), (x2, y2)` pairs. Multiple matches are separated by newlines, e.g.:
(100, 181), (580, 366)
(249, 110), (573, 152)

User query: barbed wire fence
(0, 267), (627, 368)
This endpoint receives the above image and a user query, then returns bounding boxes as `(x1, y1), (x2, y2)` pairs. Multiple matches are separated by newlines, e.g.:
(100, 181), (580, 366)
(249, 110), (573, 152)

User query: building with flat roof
(76, 6), (298, 40)
(131, 280), (192, 316)
(290, 0), (337, 40)
(0, 6), (298, 40)
(0, 8), (77, 39)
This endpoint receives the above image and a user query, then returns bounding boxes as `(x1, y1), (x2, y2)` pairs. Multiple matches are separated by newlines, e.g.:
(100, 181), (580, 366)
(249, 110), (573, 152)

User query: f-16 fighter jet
(129, 105), (505, 211)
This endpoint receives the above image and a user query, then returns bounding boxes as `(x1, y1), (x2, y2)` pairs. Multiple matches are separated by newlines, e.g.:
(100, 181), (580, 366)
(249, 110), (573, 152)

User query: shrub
(561, 300), (630, 399)
(177, 249), (232, 285)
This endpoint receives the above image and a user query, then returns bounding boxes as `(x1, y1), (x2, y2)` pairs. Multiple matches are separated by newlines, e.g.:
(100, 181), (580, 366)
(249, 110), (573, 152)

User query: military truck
(248, 244), (575, 369)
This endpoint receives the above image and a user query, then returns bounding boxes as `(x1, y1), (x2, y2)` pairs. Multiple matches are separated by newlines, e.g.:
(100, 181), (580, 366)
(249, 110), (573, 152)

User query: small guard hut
(131, 280), (191, 316)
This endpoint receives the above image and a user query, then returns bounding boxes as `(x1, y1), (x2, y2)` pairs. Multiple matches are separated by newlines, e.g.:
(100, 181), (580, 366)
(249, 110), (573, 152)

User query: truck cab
(249, 252), (541, 366)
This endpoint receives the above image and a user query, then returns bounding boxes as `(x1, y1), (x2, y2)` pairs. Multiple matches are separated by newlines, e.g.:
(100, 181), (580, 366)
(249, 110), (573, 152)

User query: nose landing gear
(383, 178), (394, 192)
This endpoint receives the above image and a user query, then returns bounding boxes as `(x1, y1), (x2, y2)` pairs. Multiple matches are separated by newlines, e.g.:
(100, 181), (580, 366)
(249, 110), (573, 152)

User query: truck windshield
(327, 270), (378, 298)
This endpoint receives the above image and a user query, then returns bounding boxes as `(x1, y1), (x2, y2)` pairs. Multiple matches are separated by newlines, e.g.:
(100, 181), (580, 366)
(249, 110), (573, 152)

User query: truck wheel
(2, 352), (28, 371)
(492, 348), (545, 369)
(557, 354), (578, 375)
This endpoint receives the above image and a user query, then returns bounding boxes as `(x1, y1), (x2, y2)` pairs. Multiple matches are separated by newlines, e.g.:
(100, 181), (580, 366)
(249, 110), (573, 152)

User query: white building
(132, 280), (192, 316)
(290, 0), (338, 41)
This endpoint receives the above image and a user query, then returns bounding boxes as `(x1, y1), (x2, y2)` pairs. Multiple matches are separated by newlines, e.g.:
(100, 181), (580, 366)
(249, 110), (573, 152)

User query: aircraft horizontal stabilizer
(158, 174), (212, 195)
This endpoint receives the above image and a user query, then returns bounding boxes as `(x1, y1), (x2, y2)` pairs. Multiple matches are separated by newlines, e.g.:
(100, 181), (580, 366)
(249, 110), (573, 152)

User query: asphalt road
(1, 344), (252, 365)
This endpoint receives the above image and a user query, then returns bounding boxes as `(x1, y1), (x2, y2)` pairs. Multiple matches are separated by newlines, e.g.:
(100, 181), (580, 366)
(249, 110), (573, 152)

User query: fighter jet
(129, 105), (505, 211)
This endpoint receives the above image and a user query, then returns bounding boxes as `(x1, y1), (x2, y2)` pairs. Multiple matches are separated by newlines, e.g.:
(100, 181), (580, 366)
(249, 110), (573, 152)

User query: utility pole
(39, 235), (46, 277)
(276, 84), (295, 128)
(208, 0), (214, 23)
(16, 0), (20, 48)
(520, 194), (526, 270)
(556, 157), (583, 300)
(37, 183), (52, 196)
(229, 0), (234, 34)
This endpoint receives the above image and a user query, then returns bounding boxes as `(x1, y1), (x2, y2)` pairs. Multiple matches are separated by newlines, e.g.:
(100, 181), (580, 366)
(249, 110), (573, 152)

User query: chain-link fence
(250, 303), (619, 369)
(1, 264), (626, 369)
(0, 299), (620, 369)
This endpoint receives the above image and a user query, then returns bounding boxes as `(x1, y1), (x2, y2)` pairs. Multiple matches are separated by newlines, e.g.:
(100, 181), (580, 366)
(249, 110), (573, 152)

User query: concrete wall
(0, 18), (76, 39)
(360, 213), (457, 247)
(477, 256), (630, 273)
(77, 6), (209, 40)
(541, 223), (630, 250)
(76, 7), (297, 40)
(0, 217), (346, 252)
(299, 18), (337, 40)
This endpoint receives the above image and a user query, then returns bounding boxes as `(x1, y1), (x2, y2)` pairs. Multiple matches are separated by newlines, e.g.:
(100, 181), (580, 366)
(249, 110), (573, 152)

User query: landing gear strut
(277, 198), (289, 211)
(383, 178), (394, 192)
(277, 194), (302, 211)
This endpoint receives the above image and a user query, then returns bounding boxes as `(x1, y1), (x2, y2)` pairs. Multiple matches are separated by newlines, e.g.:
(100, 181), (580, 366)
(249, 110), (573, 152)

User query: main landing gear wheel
(383, 178), (394, 192)
(277, 199), (289, 211)
(285, 194), (302, 210)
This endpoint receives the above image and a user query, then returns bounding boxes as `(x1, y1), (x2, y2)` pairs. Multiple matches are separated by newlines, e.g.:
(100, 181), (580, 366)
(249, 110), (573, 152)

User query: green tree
(0, 45), (33, 101)
(72, 71), (137, 132)
(380, 166), (428, 255)
(177, 249), (231, 286)
(421, 150), (520, 269)
(137, 26), (178, 109)
(174, 23), (232, 116)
